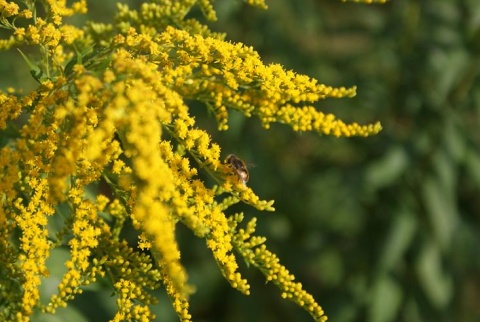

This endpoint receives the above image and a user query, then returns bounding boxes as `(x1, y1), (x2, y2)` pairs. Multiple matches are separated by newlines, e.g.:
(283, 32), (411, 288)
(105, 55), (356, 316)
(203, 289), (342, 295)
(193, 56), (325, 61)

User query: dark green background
(2, 1), (479, 321)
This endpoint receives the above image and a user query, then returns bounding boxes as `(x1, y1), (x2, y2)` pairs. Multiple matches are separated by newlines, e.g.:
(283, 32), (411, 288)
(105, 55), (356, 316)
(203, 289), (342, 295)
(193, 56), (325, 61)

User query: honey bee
(225, 154), (249, 186)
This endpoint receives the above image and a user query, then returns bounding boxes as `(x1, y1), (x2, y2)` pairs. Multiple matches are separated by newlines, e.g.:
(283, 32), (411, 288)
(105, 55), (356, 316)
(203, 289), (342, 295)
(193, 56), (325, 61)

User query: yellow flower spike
(111, 279), (155, 321)
(231, 217), (328, 322)
(110, 62), (194, 300)
(151, 26), (380, 136)
(12, 178), (53, 318)
(219, 183), (276, 212)
(46, 183), (106, 313)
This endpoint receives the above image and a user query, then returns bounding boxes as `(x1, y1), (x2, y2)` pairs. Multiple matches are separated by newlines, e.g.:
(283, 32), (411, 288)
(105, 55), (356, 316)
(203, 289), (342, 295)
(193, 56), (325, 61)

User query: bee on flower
(225, 154), (249, 187)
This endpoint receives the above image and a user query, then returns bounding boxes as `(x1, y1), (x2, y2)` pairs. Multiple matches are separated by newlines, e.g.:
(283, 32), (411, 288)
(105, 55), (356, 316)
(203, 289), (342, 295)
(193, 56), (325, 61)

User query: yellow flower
(1, 1), (20, 17)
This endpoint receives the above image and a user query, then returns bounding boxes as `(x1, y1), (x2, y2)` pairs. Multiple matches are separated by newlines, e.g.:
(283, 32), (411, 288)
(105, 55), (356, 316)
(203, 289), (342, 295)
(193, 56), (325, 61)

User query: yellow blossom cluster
(104, 240), (162, 322)
(12, 178), (53, 318)
(0, 0), (383, 321)
(112, 25), (381, 136)
(45, 185), (105, 313)
(231, 215), (329, 321)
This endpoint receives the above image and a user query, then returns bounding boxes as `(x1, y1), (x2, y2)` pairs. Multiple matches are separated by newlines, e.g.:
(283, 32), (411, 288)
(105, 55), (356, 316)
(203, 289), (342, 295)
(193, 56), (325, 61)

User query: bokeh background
(2, 0), (480, 321)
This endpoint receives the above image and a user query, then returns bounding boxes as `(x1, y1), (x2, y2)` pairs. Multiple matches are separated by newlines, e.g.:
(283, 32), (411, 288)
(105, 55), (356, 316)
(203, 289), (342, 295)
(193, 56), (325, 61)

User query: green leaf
(415, 240), (453, 309)
(368, 274), (403, 322)
(365, 146), (408, 190)
(378, 209), (416, 272)
(422, 175), (458, 249)
(17, 49), (44, 83)
(464, 149), (480, 188)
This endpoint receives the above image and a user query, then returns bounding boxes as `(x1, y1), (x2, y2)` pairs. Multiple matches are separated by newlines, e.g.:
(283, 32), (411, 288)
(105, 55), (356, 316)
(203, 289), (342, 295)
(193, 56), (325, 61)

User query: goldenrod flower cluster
(0, 0), (382, 321)
(231, 214), (327, 322)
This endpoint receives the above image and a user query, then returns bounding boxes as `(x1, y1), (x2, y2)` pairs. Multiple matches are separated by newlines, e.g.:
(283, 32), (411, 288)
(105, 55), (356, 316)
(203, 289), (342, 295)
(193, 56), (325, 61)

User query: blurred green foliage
(2, 0), (479, 321)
